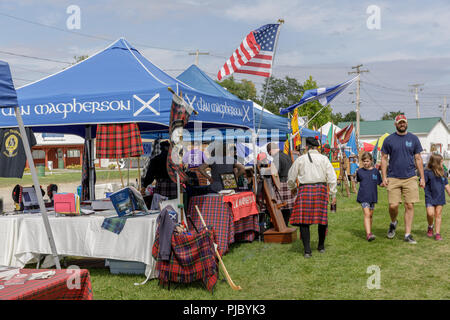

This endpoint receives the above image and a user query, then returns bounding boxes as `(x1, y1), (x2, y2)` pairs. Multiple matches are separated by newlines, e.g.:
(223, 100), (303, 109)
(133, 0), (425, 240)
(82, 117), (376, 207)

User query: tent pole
(117, 159), (125, 188)
(251, 130), (258, 195)
(15, 107), (61, 269)
(137, 157), (141, 190)
(85, 125), (96, 200)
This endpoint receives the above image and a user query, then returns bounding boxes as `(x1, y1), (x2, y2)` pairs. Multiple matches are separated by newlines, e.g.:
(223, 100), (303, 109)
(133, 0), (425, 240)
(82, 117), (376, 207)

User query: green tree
(331, 112), (344, 124)
(260, 76), (303, 115)
(216, 76), (257, 101)
(73, 55), (88, 64)
(331, 110), (364, 125)
(381, 110), (403, 120)
(295, 76), (332, 129)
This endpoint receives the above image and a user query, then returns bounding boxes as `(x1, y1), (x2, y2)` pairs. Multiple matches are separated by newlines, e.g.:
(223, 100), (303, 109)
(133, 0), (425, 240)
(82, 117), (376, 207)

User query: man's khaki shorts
(387, 176), (420, 204)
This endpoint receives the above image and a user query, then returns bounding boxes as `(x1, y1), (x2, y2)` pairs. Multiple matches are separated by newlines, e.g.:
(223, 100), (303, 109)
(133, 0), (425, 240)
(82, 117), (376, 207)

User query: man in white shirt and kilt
(287, 136), (337, 258)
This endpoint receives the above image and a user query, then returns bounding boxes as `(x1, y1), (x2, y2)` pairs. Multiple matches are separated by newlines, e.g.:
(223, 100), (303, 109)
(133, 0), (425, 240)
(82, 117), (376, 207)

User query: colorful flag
(283, 137), (290, 155)
(326, 124), (333, 161)
(291, 108), (301, 149)
(336, 123), (354, 144)
(280, 76), (358, 115)
(372, 138), (379, 163)
(217, 24), (280, 80)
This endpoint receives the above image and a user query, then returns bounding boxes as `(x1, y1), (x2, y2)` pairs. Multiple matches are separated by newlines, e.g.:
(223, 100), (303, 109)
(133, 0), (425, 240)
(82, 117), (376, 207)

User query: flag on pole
(217, 23), (280, 80)
(372, 138), (379, 163)
(327, 124), (334, 161)
(335, 123), (354, 144)
(291, 108), (301, 149)
(279, 76), (358, 115)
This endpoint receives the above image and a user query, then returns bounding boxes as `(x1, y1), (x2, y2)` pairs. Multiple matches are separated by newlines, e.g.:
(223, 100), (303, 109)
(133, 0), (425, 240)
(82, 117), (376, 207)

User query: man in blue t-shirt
(380, 114), (425, 244)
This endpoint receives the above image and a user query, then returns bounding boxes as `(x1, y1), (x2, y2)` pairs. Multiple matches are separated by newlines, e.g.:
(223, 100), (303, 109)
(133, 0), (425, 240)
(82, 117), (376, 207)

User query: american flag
(217, 23), (280, 81)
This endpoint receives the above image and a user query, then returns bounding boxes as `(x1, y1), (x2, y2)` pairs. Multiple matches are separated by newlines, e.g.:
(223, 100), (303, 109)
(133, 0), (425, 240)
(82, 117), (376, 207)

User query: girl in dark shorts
(356, 152), (382, 241)
(424, 153), (450, 241)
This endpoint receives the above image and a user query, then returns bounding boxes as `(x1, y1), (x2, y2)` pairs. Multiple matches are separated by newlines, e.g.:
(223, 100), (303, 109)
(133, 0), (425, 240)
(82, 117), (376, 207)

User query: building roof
(338, 117), (448, 136)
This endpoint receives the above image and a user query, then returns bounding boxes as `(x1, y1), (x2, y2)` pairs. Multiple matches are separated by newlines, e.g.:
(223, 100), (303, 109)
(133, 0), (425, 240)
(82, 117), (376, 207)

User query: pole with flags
(217, 20), (284, 194)
(257, 19), (284, 133)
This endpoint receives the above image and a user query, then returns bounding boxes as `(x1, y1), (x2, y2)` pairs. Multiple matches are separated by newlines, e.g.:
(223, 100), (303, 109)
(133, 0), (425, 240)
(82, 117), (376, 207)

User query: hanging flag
(372, 137), (379, 163)
(166, 91), (196, 186)
(326, 124), (334, 161)
(217, 23), (280, 80)
(283, 138), (290, 155)
(279, 76), (358, 115)
(291, 108), (301, 149)
(336, 123), (354, 144)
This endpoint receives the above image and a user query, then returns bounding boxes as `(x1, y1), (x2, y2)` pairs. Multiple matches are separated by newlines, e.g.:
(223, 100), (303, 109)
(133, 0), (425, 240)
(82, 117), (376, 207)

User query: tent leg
(85, 125), (96, 200)
(15, 107), (61, 269)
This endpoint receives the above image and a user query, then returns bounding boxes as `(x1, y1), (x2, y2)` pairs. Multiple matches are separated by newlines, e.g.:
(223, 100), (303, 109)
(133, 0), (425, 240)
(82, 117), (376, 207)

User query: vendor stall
(187, 192), (259, 256)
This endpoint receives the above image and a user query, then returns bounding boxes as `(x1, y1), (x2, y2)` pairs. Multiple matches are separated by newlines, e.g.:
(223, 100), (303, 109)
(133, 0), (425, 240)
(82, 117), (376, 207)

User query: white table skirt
(0, 212), (158, 279)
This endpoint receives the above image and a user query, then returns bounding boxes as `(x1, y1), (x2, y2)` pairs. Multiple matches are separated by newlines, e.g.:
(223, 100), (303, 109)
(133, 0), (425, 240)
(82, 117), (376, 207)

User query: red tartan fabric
(187, 194), (260, 256)
(275, 181), (296, 210)
(95, 123), (144, 159)
(166, 145), (189, 186)
(289, 184), (329, 226)
(0, 269), (93, 300)
(189, 166), (209, 186)
(152, 227), (218, 292)
(154, 178), (178, 199)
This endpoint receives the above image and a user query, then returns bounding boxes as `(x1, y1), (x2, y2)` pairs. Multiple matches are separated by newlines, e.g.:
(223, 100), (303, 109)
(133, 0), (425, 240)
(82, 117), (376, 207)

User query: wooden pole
(195, 205), (242, 290)
(117, 158), (124, 188)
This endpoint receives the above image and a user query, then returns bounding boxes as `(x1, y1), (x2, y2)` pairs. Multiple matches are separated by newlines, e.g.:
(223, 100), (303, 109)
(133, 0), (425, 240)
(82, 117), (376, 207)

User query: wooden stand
(261, 167), (297, 244)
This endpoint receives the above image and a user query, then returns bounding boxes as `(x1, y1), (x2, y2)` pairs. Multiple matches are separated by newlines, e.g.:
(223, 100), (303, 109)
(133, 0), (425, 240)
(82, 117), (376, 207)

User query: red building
(27, 133), (84, 169)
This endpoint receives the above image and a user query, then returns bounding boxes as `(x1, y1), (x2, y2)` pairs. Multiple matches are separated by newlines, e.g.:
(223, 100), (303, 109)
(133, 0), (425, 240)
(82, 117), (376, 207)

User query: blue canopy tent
(175, 64), (291, 139)
(0, 38), (254, 198)
(0, 38), (253, 137)
(0, 60), (61, 268)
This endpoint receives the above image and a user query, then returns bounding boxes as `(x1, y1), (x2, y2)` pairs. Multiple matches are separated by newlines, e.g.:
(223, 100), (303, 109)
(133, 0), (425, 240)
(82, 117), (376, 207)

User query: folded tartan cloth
(101, 212), (152, 234)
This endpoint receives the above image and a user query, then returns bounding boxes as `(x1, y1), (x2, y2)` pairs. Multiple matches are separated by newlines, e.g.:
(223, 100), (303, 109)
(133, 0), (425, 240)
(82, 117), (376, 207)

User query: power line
(0, 49), (72, 64)
(0, 12), (197, 54)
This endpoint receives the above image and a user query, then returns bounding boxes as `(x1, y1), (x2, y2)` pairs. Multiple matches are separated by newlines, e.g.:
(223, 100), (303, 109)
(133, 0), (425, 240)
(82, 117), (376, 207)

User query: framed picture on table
(220, 173), (238, 190)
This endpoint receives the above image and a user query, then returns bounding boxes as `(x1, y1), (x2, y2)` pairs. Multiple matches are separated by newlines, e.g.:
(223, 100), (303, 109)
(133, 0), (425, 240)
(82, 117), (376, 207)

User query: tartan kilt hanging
(95, 123), (144, 159)
(289, 184), (329, 226)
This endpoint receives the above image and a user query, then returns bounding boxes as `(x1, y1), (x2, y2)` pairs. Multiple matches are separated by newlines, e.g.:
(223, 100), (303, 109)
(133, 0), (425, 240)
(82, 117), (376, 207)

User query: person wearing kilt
(143, 140), (178, 199)
(267, 142), (294, 226)
(287, 136), (337, 258)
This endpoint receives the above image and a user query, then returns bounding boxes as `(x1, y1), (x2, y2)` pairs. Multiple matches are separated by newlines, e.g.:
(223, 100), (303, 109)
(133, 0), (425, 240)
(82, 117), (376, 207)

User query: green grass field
(76, 186), (449, 300)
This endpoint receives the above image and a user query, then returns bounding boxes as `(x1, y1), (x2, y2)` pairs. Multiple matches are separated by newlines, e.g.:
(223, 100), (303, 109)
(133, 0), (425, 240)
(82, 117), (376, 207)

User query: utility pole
(188, 49), (209, 66)
(439, 96), (448, 123)
(348, 64), (369, 148)
(409, 84), (424, 118)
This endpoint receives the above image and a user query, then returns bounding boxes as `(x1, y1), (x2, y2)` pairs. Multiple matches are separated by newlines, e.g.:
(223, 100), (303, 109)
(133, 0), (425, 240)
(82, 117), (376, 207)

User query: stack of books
(53, 193), (80, 216)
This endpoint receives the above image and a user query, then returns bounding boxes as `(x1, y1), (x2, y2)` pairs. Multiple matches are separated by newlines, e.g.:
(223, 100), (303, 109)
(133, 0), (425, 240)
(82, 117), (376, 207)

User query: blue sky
(2, 0), (450, 122)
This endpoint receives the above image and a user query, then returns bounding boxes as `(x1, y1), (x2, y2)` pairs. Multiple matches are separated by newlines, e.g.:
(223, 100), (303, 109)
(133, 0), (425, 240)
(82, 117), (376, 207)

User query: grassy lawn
(75, 186), (449, 300)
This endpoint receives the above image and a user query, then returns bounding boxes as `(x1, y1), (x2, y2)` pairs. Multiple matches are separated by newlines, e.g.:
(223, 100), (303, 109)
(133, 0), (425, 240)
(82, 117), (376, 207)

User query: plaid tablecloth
(0, 269), (93, 300)
(187, 193), (260, 256)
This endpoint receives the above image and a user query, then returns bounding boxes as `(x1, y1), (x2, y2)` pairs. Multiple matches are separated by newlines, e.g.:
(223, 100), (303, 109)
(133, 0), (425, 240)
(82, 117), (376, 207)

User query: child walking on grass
(356, 152), (382, 241)
(424, 153), (450, 241)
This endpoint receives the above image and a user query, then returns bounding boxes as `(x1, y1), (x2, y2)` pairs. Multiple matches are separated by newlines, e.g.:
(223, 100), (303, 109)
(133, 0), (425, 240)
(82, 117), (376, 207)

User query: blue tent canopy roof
(0, 39), (253, 136)
(176, 64), (292, 137)
(0, 61), (19, 108)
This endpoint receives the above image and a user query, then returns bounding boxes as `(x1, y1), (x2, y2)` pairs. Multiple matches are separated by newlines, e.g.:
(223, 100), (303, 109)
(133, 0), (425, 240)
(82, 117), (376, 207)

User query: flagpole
(256, 19), (284, 134)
